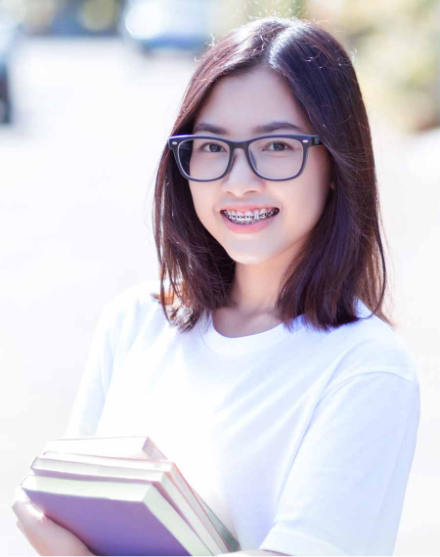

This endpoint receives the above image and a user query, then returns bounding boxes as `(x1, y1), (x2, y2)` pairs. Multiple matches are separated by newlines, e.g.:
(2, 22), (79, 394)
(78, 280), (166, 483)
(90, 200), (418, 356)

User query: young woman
(13, 15), (420, 557)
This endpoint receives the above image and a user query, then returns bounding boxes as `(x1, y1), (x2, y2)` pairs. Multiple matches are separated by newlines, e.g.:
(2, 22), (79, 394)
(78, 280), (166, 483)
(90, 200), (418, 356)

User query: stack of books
(19, 436), (240, 556)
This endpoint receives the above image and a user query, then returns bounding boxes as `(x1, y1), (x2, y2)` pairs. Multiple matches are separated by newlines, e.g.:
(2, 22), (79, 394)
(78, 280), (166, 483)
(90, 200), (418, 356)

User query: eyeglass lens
(177, 136), (304, 180)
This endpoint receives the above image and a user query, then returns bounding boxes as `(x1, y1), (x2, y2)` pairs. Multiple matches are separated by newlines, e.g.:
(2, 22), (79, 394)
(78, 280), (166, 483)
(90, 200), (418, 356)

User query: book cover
(38, 451), (230, 553)
(21, 472), (212, 556)
(41, 436), (240, 553)
(31, 456), (226, 554)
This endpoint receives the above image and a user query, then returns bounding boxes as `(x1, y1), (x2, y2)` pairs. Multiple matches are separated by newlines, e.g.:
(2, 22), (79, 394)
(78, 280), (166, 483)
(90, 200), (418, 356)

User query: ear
(330, 181), (335, 191)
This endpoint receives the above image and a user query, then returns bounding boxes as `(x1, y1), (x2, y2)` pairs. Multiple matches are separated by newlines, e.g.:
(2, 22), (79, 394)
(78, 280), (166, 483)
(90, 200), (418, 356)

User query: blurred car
(120, 0), (214, 54)
(0, 11), (19, 125)
(22, 0), (121, 37)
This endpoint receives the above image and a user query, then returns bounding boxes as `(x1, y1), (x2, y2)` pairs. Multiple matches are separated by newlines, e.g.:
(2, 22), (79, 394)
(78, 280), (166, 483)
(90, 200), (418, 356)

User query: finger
(15, 519), (31, 544)
(12, 486), (31, 509)
(12, 489), (45, 527)
(13, 487), (42, 512)
(15, 519), (30, 538)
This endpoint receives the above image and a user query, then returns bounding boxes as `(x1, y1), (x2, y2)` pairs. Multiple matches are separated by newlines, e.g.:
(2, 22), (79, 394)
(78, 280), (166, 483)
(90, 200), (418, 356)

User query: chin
(226, 252), (274, 265)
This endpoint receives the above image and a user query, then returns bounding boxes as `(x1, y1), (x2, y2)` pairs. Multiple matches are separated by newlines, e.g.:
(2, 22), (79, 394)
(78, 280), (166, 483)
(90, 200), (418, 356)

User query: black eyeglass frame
(167, 133), (324, 182)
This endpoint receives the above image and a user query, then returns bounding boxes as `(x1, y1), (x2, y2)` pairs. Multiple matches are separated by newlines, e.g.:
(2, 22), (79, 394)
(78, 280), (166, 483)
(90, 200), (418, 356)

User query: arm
(63, 301), (115, 438)
(257, 372), (420, 556)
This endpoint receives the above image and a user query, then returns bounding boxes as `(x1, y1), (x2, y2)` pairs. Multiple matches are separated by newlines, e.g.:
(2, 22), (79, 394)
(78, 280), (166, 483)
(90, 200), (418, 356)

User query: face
(188, 66), (334, 268)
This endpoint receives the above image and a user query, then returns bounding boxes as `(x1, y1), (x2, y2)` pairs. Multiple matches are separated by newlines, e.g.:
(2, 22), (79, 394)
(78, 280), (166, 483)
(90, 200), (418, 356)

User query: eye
(264, 141), (292, 152)
(200, 142), (226, 153)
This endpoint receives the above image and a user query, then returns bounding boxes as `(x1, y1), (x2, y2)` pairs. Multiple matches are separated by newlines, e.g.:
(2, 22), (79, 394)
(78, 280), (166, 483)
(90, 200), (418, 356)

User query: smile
(220, 209), (280, 234)
(221, 208), (279, 225)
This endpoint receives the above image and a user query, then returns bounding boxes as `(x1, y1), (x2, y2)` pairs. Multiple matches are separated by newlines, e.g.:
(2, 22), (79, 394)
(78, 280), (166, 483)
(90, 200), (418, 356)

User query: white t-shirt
(64, 280), (421, 556)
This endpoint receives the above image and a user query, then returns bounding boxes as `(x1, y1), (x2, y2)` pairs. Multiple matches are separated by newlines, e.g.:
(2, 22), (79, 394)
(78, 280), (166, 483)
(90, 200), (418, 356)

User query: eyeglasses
(168, 133), (324, 182)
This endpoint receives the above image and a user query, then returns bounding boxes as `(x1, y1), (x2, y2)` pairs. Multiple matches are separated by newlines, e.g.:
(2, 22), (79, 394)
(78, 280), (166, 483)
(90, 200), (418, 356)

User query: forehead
(193, 67), (309, 136)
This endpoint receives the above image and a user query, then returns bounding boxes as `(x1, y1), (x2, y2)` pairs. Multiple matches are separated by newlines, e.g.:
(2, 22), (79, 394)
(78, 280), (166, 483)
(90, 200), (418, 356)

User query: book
(41, 436), (240, 552)
(41, 436), (168, 461)
(20, 436), (240, 556)
(31, 453), (228, 554)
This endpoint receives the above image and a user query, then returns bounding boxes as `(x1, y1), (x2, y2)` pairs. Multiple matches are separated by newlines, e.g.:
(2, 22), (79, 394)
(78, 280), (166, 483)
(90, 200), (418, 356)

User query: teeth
(224, 208), (277, 218)
(223, 208), (279, 225)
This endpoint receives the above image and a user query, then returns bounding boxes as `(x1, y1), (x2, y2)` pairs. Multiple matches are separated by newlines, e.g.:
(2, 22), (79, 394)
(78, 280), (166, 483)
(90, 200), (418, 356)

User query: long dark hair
(150, 15), (395, 334)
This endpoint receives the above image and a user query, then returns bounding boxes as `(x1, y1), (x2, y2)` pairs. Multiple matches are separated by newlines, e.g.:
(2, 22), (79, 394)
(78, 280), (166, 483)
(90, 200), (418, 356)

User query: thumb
(12, 487), (45, 525)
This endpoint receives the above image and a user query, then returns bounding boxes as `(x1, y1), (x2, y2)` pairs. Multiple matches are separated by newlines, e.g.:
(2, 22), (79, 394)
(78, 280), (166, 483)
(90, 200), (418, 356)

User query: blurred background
(0, 0), (439, 554)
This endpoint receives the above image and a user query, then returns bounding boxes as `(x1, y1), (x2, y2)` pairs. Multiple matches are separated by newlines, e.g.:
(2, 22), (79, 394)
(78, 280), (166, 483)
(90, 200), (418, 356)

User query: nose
(222, 147), (262, 188)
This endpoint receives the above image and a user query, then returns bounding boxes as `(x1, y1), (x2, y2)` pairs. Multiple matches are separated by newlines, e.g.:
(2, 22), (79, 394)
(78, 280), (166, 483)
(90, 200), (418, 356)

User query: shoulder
(99, 279), (165, 335)
(105, 279), (162, 310)
(321, 299), (420, 389)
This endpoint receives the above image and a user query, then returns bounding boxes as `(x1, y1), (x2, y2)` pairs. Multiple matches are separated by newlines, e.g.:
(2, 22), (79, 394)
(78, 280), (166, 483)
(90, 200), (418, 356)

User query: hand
(11, 487), (95, 556)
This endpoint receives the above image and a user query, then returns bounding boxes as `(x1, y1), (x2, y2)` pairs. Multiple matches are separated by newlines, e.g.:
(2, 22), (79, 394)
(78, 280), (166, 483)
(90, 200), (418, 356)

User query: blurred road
(0, 37), (439, 555)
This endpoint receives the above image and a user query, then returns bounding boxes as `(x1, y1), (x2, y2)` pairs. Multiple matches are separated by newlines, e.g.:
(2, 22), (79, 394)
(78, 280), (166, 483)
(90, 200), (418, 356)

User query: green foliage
(236, 0), (440, 132)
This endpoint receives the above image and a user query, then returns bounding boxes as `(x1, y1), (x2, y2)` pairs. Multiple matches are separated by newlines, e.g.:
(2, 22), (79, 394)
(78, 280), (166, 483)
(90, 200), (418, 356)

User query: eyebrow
(192, 120), (306, 135)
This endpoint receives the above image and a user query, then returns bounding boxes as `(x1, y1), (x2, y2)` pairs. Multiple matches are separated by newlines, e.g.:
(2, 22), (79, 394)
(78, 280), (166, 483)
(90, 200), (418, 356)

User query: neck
(228, 259), (290, 320)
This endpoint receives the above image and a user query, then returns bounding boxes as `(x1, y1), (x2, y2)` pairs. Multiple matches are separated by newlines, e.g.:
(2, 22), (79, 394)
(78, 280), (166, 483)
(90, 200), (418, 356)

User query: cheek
(298, 148), (332, 204)
(305, 182), (330, 218)
(282, 182), (329, 235)
(188, 184), (203, 215)
(189, 186), (216, 226)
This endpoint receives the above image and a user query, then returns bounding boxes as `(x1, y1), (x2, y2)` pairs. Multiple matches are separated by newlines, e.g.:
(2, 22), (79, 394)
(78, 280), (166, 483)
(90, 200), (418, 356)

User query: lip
(220, 205), (279, 212)
(220, 210), (279, 234)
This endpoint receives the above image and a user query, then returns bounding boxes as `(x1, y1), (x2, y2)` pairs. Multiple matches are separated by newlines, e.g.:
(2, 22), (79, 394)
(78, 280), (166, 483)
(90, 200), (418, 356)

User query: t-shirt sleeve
(63, 301), (116, 438)
(259, 371), (421, 556)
